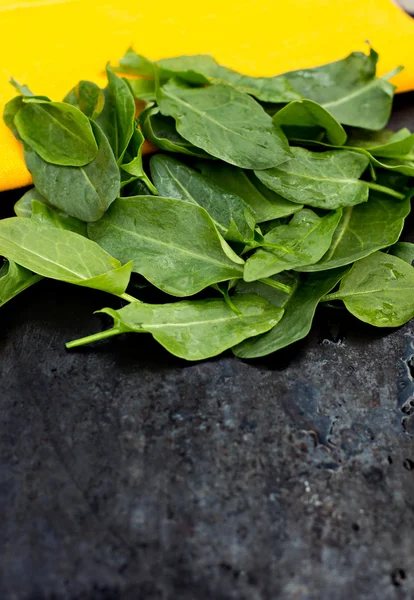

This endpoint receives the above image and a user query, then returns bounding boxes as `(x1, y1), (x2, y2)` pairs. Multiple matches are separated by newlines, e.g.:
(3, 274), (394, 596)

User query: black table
(1, 94), (414, 600)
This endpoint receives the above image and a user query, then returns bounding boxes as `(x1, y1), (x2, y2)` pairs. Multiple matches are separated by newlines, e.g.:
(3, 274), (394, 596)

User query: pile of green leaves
(2, 48), (414, 360)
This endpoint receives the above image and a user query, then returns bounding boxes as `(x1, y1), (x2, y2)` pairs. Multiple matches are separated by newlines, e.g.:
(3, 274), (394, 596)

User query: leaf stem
(223, 291), (242, 316)
(366, 182), (405, 199)
(66, 328), (121, 349)
(118, 292), (140, 303)
(260, 277), (292, 294)
(379, 154), (414, 162)
(320, 292), (343, 303)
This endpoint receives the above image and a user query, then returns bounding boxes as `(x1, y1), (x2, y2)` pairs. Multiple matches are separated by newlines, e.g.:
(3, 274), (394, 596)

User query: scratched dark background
(1, 94), (414, 600)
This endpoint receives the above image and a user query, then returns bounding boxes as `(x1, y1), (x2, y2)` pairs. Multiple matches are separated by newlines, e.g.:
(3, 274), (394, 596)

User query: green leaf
(125, 78), (156, 103)
(140, 106), (210, 158)
(31, 200), (87, 236)
(3, 96), (24, 137)
(116, 49), (157, 78)
(235, 271), (299, 307)
(0, 217), (131, 295)
(14, 100), (99, 166)
(66, 294), (283, 361)
(255, 147), (370, 209)
(117, 49), (302, 102)
(195, 161), (302, 222)
(244, 209), (342, 280)
(280, 48), (396, 130)
(120, 178), (154, 198)
(157, 78), (292, 169)
(14, 190), (87, 235)
(14, 188), (46, 217)
(63, 80), (105, 120)
(389, 242), (414, 265)
(24, 120), (120, 222)
(324, 252), (414, 327)
(0, 260), (41, 308)
(299, 187), (411, 271)
(87, 196), (244, 296)
(156, 54), (302, 102)
(118, 49), (396, 128)
(96, 64), (135, 162)
(346, 128), (414, 158)
(233, 267), (348, 358)
(121, 126), (157, 194)
(273, 99), (347, 145)
(149, 154), (255, 243)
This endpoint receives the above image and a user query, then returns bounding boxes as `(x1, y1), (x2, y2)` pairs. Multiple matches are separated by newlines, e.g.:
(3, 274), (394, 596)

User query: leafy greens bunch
(2, 47), (414, 360)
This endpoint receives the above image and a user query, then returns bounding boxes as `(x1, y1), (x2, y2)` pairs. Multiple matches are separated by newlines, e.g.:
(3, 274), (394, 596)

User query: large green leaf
(14, 100), (98, 166)
(140, 106), (210, 158)
(273, 99), (347, 145)
(233, 267), (348, 358)
(0, 260), (42, 308)
(87, 196), (244, 296)
(66, 294), (283, 360)
(157, 78), (292, 169)
(255, 147), (370, 209)
(0, 218), (131, 295)
(324, 252), (414, 327)
(63, 80), (105, 120)
(149, 154), (255, 243)
(96, 65), (135, 162)
(244, 209), (342, 280)
(299, 189), (411, 271)
(195, 161), (302, 222)
(24, 120), (120, 222)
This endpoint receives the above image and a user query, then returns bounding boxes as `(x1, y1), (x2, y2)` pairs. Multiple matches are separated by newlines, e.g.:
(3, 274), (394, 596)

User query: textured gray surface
(1, 95), (414, 600)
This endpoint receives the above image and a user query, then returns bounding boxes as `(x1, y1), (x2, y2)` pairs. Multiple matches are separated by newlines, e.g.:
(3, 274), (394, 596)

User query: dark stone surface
(1, 98), (414, 600)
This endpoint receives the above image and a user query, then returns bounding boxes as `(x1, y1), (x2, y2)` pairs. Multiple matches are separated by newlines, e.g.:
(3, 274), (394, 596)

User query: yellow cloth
(1, 0), (414, 192)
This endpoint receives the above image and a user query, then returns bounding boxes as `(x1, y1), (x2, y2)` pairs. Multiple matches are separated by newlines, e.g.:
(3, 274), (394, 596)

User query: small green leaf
(273, 99), (347, 145)
(14, 100), (99, 166)
(140, 106), (210, 158)
(255, 147), (370, 210)
(121, 127), (157, 194)
(0, 260), (41, 308)
(96, 64), (136, 162)
(324, 252), (414, 327)
(31, 200), (87, 236)
(66, 294), (283, 361)
(63, 80), (105, 120)
(244, 209), (342, 280)
(389, 242), (414, 265)
(14, 188), (46, 217)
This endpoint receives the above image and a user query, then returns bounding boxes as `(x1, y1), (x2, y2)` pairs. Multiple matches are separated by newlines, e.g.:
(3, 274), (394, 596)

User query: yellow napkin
(1, 0), (413, 192)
